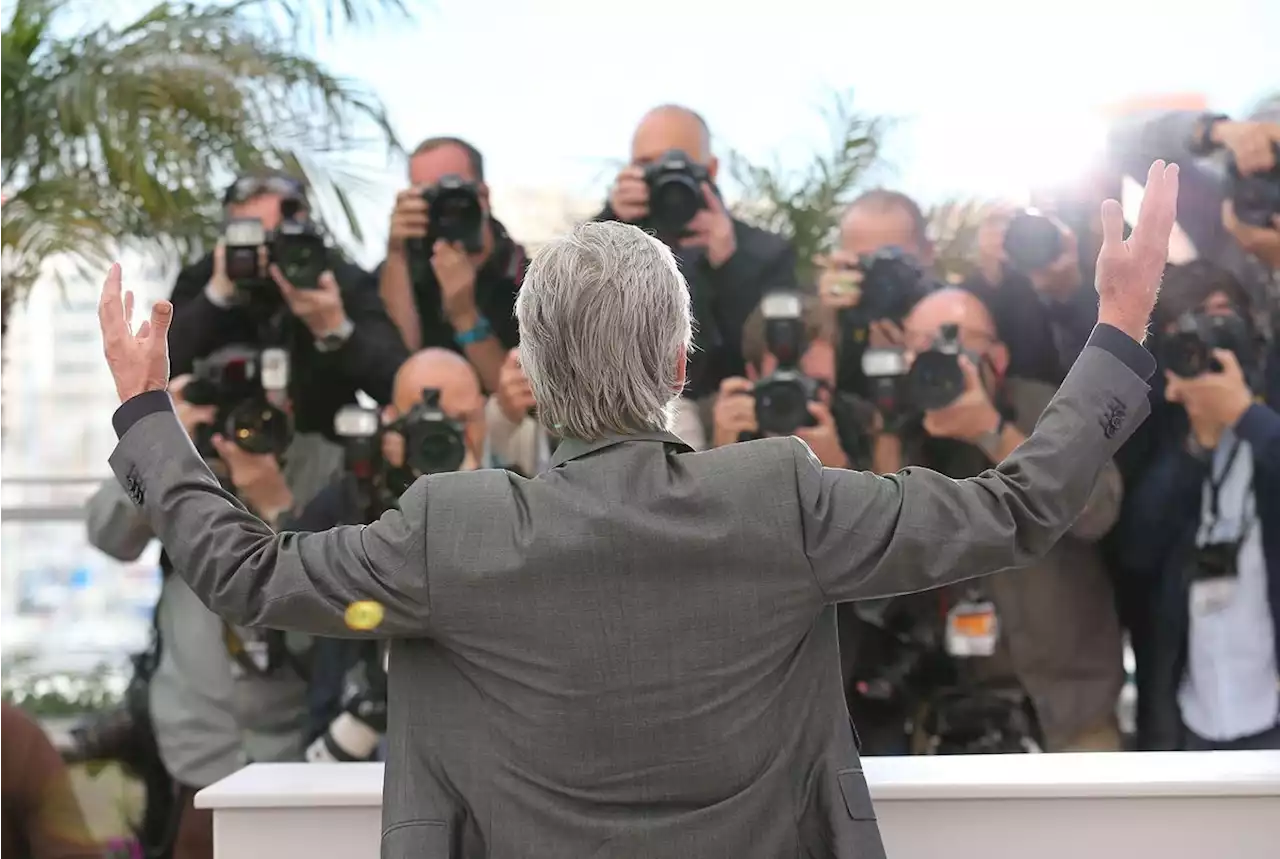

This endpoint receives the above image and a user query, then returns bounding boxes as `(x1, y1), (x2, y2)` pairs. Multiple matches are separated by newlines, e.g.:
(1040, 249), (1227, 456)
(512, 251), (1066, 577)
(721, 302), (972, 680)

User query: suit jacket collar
(547, 430), (692, 470)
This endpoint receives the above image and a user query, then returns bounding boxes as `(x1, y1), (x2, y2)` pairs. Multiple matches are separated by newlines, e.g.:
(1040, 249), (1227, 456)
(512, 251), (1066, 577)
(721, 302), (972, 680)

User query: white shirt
(1178, 431), (1279, 742)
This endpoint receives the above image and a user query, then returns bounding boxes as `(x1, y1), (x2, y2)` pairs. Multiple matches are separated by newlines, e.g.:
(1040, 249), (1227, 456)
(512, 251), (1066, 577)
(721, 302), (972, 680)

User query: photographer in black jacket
(599, 105), (797, 398)
(167, 170), (408, 437)
(375, 137), (525, 394)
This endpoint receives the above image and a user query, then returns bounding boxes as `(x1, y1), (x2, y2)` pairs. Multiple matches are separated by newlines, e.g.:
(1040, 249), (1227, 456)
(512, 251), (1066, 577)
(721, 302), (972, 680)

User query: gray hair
(515, 221), (693, 441)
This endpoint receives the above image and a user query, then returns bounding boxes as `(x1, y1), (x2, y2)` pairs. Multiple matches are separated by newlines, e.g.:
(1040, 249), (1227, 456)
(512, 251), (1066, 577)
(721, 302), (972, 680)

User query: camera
(906, 324), (968, 411)
(389, 388), (468, 479)
(753, 292), (820, 435)
(643, 149), (710, 234)
(839, 247), (933, 332)
(1229, 144), (1280, 229)
(272, 197), (329, 288)
(223, 194), (329, 297)
(184, 344), (293, 459)
(422, 174), (485, 254)
(1160, 310), (1254, 378)
(1002, 209), (1063, 273)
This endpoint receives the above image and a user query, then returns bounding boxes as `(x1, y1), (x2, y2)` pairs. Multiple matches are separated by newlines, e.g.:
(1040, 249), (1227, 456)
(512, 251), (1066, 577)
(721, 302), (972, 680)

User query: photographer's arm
(109, 393), (433, 638)
(377, 253), (424, 353)
(166, 263), (238, 378)
(327, 266), (411, 405)
(795, 326), (1154, 603)
(1114, 430), (1209, 577)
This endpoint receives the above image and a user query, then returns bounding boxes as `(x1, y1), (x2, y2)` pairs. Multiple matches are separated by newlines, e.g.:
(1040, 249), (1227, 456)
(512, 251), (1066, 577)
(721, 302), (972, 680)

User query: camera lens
(907, 352), (965, 411)
(226, 401), (292, 456)
(405, 422), (466, 475)
(754, 377), (811, 436)
(651, 178), (701, 229)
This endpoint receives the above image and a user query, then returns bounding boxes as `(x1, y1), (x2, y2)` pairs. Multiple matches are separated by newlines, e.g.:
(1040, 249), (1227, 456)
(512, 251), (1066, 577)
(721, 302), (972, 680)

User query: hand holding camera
(1212, 120), (1279, 177)
(432, 239), (480, 328)
(609, 165), (650, 224)
(1164, 349), (1254, 451)
(270, 265), (348, 339)
(711, 377), (758, 448)
(387, 188), (430, 255)
(210, 433), (294, 523)
(794, 401), (850, 468)
(497, 348), (536, 424)
(920, 356), (1001, 444)
(679, 183), (737, 268)
(1222, 200), (1280, 269)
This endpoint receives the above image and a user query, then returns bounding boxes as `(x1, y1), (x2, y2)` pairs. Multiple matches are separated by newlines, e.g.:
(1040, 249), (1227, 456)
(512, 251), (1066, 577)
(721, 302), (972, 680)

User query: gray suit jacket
(108, 327), (1154, 859)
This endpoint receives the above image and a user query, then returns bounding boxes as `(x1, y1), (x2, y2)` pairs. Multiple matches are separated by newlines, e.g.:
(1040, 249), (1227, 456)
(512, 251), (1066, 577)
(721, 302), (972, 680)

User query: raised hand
(1095, 160), (1180, 343)
(99, 263), (173, 403)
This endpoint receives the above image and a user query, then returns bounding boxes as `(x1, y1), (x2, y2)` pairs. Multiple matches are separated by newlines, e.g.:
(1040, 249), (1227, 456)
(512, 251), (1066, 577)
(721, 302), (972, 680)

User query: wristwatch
(974, 416), (1006, 460)
(455, 315), (493, 347)
(314, 316), (355, 352)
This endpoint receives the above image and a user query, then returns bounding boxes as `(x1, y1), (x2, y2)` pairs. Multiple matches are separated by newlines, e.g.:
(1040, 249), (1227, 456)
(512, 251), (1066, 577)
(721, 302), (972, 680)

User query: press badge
(945, 600), (999, 658)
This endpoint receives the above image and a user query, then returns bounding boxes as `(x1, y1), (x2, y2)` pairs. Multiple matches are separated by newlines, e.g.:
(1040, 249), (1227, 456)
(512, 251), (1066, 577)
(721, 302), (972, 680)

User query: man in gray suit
(98, 162), (1178, 859)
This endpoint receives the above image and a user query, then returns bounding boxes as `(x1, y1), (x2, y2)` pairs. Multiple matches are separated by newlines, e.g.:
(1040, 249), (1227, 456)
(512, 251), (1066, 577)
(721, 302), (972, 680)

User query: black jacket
(594, 205), (798, 398)
(366, 218), (525, 358)
(167, 254), (408, 437)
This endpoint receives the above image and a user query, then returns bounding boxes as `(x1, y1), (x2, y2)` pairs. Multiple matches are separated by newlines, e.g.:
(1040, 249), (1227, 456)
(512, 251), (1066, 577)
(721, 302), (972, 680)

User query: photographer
(709, 293), (852, 466)
(167, 171), (408, 437)
(962, 205), (1099, 386)
(1115, 262), (1280, 751)
(278, 348), (487, 764)
(860, 288), (1126, 753)
(599, 105), (797, 398)
(84, 370), (344, 859)
(375, 137), (524, 393)
(815, 190), (939, 402)
(486, 347), (707, 475)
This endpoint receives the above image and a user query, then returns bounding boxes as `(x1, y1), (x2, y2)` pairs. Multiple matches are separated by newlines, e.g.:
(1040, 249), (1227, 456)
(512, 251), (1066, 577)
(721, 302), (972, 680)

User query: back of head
(515, 222), (693, 441)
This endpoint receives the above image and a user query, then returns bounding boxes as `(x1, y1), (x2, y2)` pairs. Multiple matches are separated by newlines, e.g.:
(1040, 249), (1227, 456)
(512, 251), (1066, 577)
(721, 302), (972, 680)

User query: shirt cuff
(113, 390), (174, 440)
(1087, 324), (1156, 382)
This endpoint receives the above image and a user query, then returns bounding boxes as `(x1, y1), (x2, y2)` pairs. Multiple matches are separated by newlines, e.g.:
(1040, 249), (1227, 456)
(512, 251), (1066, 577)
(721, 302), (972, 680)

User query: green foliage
(728, 91), (888, 287)
(0, 0), (420, 338)
(2, 656), (126, 717)
(927, 198), (993, 286)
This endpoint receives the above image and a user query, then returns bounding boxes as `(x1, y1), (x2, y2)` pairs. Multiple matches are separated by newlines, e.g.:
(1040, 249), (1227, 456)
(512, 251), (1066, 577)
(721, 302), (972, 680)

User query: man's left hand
(795, 402), (850, 469)
(432, 239), (480, 328)
(99, 263), (173, 403)
(271, 266), (348, 338)
(211, 434), (294, 522)
(922, 357), (1001, 442)
(681, 183), (736, 268)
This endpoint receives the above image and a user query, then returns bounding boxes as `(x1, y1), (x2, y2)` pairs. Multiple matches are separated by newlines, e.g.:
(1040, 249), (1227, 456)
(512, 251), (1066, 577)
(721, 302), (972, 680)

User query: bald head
(906, 288), (997, 341)
(392, 348), (483, 418)
(839, 189), (931, 261)
(632, 104), (713, 167)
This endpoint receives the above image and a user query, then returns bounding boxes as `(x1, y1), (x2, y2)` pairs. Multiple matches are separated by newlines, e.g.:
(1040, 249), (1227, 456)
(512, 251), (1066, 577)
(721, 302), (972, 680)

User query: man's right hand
(711, 377), (757, 448)
(1094, 160), (1180, 343)
(169, 375), (217, 441)
(496, 348), (536, 424)
(608, 166), (649, 223)
(388, 188), (429, 255)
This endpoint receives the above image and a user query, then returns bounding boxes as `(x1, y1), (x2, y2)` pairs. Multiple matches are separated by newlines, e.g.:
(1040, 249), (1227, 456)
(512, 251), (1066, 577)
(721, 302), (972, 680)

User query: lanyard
(1205, 440), (1243, 524)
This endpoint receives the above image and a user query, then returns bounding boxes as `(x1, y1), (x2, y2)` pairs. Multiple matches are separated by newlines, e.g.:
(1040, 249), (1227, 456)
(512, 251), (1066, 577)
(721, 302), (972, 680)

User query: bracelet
(455, 315), (493, 347)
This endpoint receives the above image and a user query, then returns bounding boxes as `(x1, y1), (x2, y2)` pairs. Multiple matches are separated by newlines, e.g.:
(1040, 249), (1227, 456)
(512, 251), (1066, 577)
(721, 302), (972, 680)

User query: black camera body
(334, 388), (467, 516)
(1160, 310), (1254, 378)
(184, 344), (293, 459)
(223, 195), (329, 297)
(1229, 144), (1280, 229)
(753, 292), (820, 435)
(422, 174), (485, 254)
(1002, 209), (1063, 273)
(643, 149), (710, 234)
(841, 247), (933, 331)
(907, 324), (969, 411)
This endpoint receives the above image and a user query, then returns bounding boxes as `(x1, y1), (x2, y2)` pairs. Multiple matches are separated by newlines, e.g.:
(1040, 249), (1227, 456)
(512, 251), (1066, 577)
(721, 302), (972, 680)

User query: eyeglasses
(223, 175), (306, 205)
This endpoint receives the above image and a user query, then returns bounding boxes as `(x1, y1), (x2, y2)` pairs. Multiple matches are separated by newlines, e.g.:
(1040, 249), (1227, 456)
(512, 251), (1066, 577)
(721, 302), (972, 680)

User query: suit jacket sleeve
(85, 477), (154, 562)
(793, 327), (1154, 603)
(108, 404), (432, 637)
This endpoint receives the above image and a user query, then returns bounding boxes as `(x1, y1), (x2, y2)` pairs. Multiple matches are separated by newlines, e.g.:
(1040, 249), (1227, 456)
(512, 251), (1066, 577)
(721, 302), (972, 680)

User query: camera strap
(1202, 440), (1244, 528)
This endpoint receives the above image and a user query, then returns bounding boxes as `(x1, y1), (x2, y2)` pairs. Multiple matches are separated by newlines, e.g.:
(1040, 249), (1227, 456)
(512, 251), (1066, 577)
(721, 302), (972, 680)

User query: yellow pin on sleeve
(344, 600), (385, 631)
